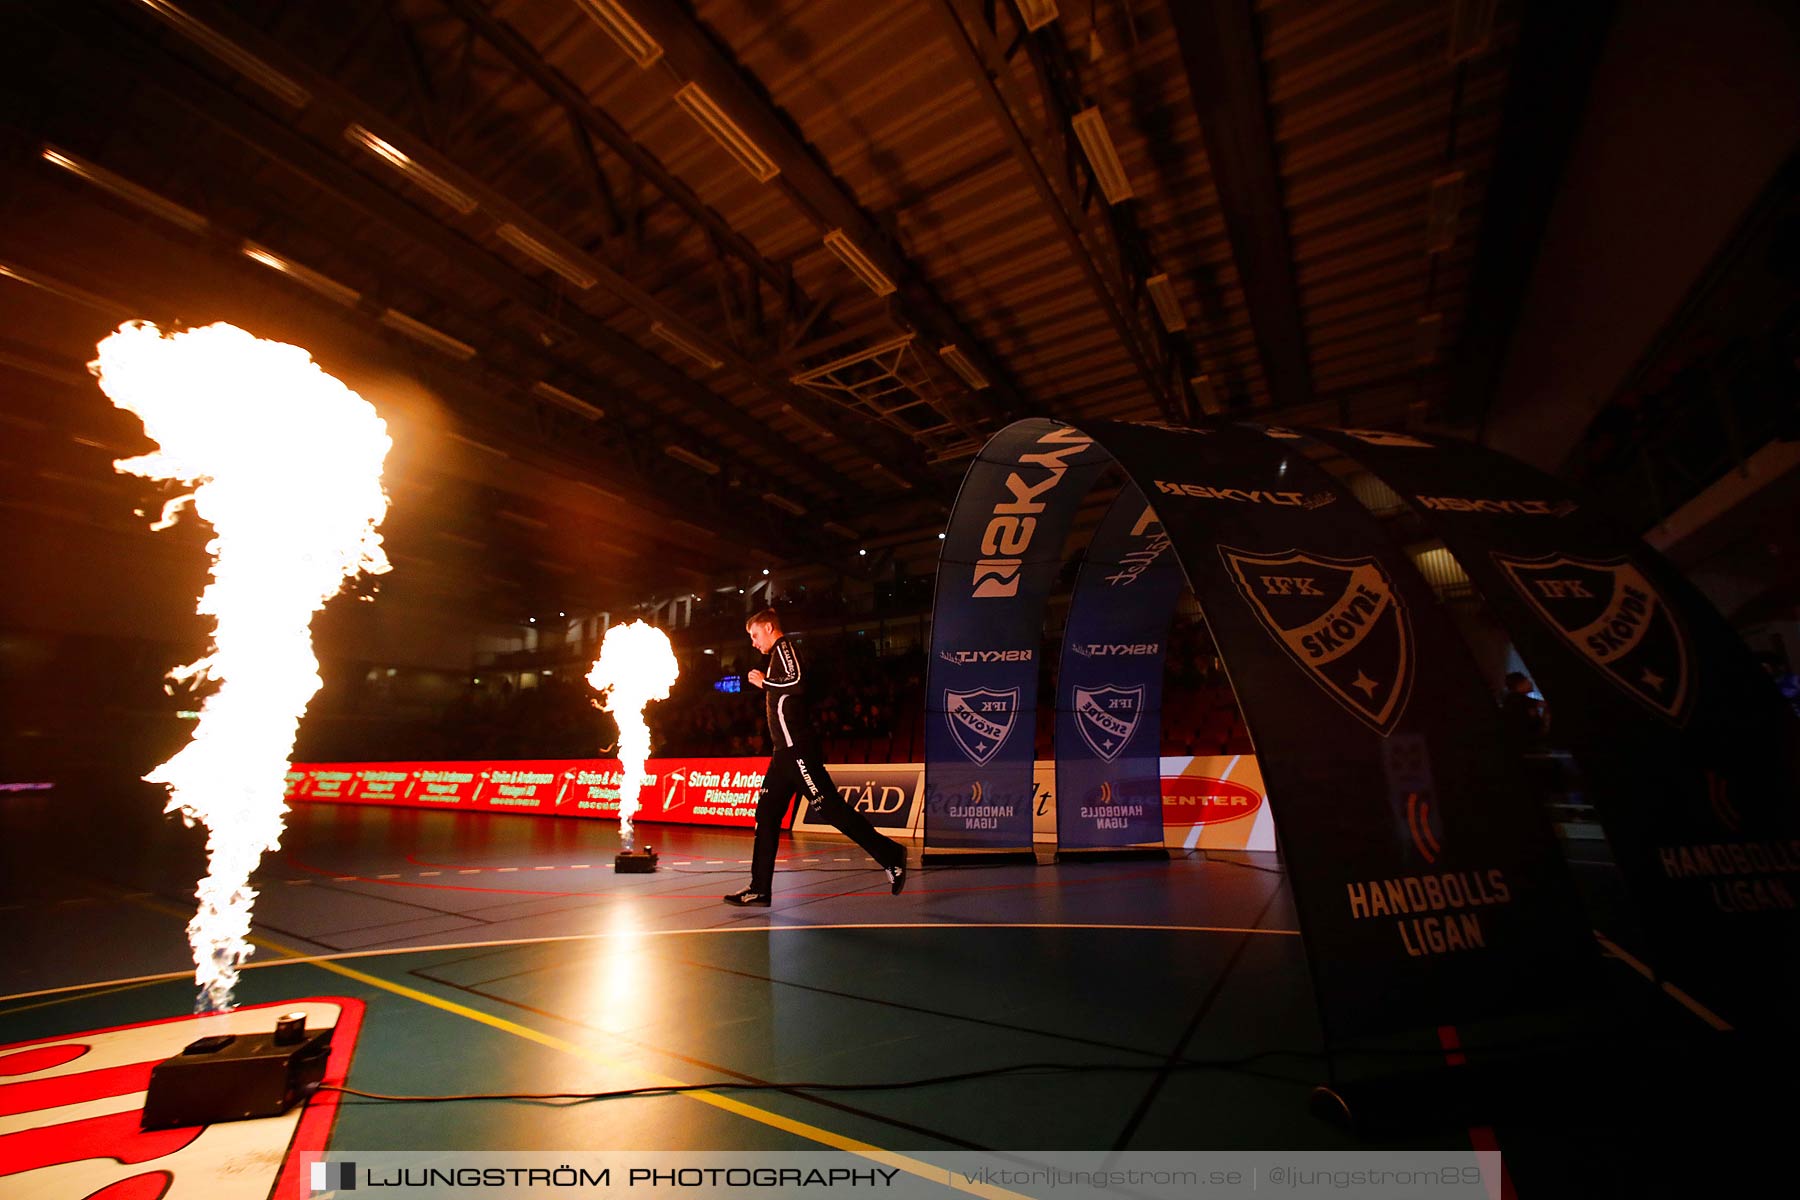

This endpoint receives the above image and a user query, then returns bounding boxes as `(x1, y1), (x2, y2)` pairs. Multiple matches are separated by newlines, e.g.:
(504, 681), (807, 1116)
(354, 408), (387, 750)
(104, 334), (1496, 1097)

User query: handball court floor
(1, 785), (1785, 1196)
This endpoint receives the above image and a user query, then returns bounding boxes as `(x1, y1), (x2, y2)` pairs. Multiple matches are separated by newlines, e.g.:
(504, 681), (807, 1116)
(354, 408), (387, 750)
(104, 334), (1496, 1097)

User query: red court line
(833, 866), (1192, 898)
(1437, 1025), (1516, 1200)
(398, 851), (784, 872)
(284, 856), (581, 898)
(285, 856), (1191, 902)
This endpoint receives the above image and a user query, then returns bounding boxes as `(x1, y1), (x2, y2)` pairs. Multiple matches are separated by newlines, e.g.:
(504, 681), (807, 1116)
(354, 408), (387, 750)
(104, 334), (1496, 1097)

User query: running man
(725, 608), (907, 906)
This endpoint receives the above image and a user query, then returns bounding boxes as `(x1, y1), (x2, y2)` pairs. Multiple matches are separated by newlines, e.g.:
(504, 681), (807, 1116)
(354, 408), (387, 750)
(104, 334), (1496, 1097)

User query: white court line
(0, 922), (1302, 1006)
(1592, 929), (1733, 1031)
(1184, 754), (1242, 851)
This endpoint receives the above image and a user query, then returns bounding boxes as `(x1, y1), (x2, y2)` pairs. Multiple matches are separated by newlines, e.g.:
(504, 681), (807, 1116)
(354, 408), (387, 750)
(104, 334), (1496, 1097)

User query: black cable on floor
(307, 1050), (1318, 1107)
(1194, 850), (1286, 875)
(305, 1028), (1642, 1110)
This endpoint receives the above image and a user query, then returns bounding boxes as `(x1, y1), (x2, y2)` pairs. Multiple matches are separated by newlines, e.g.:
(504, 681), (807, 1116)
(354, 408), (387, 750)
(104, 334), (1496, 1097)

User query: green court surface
(2, 789), (1782, 1196)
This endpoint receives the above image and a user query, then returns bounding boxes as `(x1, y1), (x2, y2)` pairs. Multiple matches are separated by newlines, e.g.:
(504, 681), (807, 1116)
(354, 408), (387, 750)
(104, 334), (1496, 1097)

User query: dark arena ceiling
(1, 0), (1796, 624)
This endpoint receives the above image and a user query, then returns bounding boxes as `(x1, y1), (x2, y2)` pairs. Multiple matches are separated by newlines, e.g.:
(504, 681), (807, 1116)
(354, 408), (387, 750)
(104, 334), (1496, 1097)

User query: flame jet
(586, 621), (678, 849)
(92, 322), (391, 1012)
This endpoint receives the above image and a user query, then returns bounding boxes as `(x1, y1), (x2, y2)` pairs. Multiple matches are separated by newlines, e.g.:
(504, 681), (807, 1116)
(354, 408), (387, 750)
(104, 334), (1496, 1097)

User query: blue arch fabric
(930, 419), (1595, 1039)
(925, 421), (1115, 852)
(1306, 425), (1800, 1030)
(1054, 483), (1183, 850)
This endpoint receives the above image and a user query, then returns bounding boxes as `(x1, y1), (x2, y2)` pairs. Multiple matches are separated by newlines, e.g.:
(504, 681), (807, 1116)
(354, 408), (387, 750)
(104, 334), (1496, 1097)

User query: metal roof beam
(38, 3), (853, 564)
(96, 0), (946, 500)
(622, 0), (1028, 429)
(0, 246), (819, 570)
(75, 0), (885, 506)
(1168, 0), (1316, 415)
(440, 0), (792, 298)
(931, 0), (1181, 422)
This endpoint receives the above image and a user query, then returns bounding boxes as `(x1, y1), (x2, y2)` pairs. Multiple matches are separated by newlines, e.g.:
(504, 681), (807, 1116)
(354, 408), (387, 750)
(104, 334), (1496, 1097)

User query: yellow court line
(0, 977), (170, 1019)
(1, 920), (1301, 1006)
(103, 892), (1034, 1200)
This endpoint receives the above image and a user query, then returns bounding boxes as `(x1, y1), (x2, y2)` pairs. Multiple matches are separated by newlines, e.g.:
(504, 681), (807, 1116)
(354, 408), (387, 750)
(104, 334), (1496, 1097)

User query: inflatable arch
(925, 419), (1796, 1038)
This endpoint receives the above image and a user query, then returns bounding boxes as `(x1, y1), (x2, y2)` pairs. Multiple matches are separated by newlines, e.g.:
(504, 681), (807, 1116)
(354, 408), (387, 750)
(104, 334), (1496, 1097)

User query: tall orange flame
(92, 321), (391, 1012)
(586, 621), (678, 850)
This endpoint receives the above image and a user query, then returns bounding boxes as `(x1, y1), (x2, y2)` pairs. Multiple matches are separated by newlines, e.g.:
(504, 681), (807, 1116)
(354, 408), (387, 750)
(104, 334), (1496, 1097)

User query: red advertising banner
(288, 755), (1274, 847)
(285, 758), (769, 828)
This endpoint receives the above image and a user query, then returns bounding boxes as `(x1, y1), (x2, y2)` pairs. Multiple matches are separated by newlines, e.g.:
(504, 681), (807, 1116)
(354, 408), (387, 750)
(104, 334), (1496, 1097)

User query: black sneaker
(886, 863), (906, 895)
(724, 889), (770, 907)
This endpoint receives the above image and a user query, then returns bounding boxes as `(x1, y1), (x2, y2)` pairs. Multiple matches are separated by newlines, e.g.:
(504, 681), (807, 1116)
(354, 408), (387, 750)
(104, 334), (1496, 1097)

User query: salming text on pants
(749, 747), (905, 894)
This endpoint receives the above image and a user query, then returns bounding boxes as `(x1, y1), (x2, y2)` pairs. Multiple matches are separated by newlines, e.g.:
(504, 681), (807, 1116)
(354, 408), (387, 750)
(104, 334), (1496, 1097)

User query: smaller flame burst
(586, 621), (678, 850)
(92, 321), (390, 1013)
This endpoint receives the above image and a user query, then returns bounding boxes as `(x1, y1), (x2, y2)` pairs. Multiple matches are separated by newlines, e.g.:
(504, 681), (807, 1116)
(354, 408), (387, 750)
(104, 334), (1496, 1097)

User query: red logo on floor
(0, 997), (363, 1198)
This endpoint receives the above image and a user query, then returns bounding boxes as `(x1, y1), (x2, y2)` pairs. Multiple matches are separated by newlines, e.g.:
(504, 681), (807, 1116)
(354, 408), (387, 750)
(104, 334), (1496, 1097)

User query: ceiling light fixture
(664, 445), (722, 475)
(821, 229), (897, 297)
(344, 124), (478, 215)
(133, 0), (311, 107)
(1415, 313), (1444, 364)
(1014, 0), (1060, 31)
(1426, 171), (1465, 255)
(381, 309), (477, 359)
(1145, 273), (1186, 332)
(0, 261), (124, 316)
(531, 380), (606, 421)
(1189, 374), (1221, 417)
(649, 321), (724, 371)
(761, 492), (807, 517)
(937, 343), (990, 390)
(1448, 0), (1499, 63)
(869, 463), (912, 491)
(572, 0), (663, 68)
(672, 82), (780, 183)
(779, 403), (838, 441)
(494, 224), (597, 290)
(241, 242), (360, 308)
(1070, 107), (1134, 205)
(577, 480), (626, 503)
(444, 433), (508, 460)
(41, 146), (209, 235)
